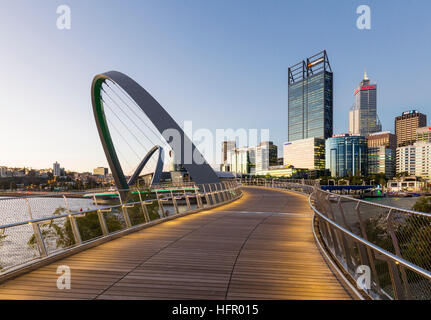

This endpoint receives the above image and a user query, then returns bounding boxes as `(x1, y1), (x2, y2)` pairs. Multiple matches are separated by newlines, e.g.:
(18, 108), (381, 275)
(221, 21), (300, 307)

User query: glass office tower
(288, 51), (333, 141)
(325, 134), (368, 177)
(348, 71), (382, 136)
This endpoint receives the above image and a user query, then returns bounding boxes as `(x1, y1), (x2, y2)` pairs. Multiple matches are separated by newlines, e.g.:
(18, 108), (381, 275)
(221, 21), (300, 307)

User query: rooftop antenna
(364, 69), (369, 81)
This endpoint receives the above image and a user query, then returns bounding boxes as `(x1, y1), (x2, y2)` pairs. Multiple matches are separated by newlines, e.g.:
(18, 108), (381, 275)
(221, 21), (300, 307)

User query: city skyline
(1, 1), (431, 172)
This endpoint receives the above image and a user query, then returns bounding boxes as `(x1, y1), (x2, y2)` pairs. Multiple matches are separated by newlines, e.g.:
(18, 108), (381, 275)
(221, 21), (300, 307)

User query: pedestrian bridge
(0, 187), (354, 300)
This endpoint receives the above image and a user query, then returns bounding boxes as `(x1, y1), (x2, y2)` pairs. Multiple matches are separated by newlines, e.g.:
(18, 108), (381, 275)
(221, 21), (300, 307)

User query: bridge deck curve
(0, 187), (353, 300)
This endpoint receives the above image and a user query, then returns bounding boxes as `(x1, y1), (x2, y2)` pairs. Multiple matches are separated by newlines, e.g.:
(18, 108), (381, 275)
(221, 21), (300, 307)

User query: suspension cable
(107, 81), (170, 148)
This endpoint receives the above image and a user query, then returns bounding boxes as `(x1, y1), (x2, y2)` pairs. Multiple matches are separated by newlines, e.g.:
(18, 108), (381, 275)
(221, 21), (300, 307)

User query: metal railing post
(194, 186), (203, 208)
(119, 192), (132, 229)
(203, 184), (211, 207)
(354, 202), (380, 290)
(387, 209), (411, 299)
(209, 184), (217, 204)
(156, 191), (167, 218)
(24, 199), (48, 257)
(322, 195), (342, 257)
(170, 190), (179, 214)
(93, 195), (109, 235)
(136, 189), (150, 223)
(336, 198), (355, 272)
(63, 195), (82, 245)
(220, 183), (227, 202)
(184, 189), (192, 210)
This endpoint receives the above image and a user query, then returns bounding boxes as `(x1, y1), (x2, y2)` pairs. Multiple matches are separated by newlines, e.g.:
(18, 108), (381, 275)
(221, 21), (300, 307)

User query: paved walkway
(0, 187), (353, 300)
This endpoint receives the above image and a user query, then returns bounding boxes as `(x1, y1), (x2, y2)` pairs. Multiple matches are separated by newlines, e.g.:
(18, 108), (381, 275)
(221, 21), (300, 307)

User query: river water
(0, 196), (96, 272)
(364, 196), (420, 211)
(0, 195), (188, 273)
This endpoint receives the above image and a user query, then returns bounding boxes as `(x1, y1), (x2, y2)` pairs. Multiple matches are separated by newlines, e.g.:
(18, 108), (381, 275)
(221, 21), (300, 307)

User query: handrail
(308, 193), (431, 281)
(0, 181), (242, 276)
(314, 187), (431, 218)
(243, 179), (431, 300)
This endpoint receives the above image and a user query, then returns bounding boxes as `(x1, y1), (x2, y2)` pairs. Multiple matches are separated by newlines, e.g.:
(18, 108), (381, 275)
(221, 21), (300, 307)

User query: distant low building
(387, 177), (425, 192)
(0, 167), (8, 178)
(255, 165), (306, 178)
(93, 167), (109, 176)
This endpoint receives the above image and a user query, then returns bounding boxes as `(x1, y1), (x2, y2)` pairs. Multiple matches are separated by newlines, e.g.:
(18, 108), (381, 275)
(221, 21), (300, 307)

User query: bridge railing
(0, 181), (241, 277)
(243, 178), (431, 300)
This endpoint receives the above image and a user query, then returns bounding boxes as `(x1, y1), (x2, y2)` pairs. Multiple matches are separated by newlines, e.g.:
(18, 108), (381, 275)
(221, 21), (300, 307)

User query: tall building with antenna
(349, 71), (382, 136)
(288, 50), (333, 141)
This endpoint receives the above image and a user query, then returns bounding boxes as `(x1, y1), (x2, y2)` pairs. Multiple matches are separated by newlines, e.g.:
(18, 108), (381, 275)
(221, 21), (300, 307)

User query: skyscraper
(395, 110), (427, 147)
(254, 141), (278, 173)
(220, 140), (236, 171)
(53, 161), (61, 177)
(348, 71), (381, 136)
(288, 50), (333, 142)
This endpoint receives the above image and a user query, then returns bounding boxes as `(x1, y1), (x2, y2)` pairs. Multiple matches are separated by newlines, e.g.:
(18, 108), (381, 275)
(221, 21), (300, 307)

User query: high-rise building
(283, 137), (325, 170)
(416, 126), (431, 143)
(228, 147), (250, 175)
(228, 141), (277, 176)
(396, 141), (431, 179)
(415, 141), (431, 180)
(348, 71), (381, 136)
(221, 141), (236, 163)
(325, 134), (368, 177)
(367, 131), (397, 178)
(93, 167), (108, 176)
(53, 162), (61, 177)
(288, 50), (333, 142)
(255, 141), (278, 173)
(221, 140), (236, 171)
(396, 145), (416, 176)
(395, 110), (427, 147)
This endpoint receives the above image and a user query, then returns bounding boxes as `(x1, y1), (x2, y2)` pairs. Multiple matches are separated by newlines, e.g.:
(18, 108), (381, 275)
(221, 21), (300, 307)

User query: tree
(412, 197), (431, 213)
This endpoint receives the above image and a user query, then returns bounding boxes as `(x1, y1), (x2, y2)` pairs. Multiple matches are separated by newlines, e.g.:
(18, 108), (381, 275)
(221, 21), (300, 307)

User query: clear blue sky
(1, 0), (430, 172)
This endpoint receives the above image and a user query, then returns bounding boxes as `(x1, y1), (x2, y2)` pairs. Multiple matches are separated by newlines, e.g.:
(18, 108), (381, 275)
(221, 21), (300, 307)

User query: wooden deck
(0, 187), (354, 300)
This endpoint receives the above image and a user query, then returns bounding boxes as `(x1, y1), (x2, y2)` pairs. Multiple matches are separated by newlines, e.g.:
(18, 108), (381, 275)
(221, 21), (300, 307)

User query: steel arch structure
(91, 71), (220, 191)
(127, 145), (164, 187)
